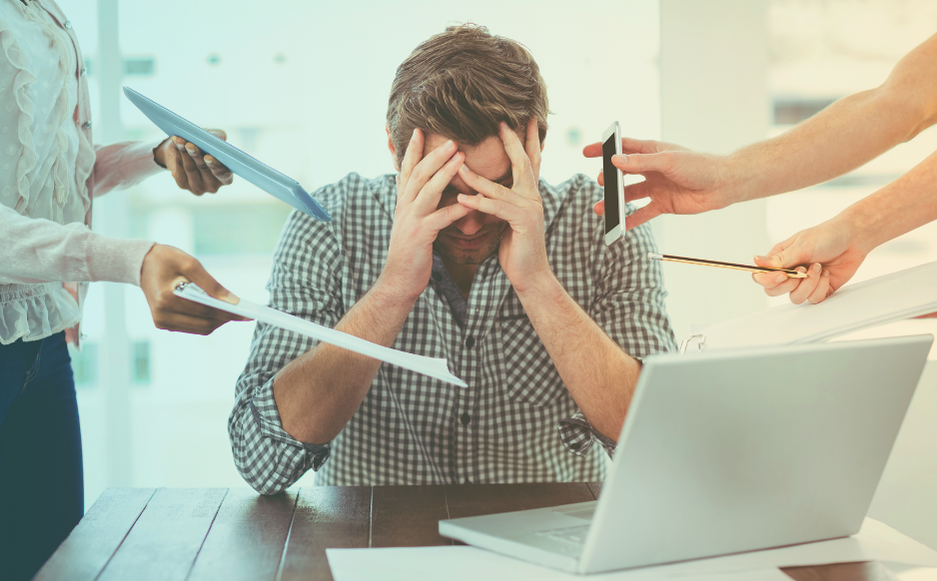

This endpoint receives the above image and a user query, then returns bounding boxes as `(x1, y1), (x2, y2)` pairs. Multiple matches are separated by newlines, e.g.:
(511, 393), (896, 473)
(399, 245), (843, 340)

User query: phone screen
(603, 132), (621, 234)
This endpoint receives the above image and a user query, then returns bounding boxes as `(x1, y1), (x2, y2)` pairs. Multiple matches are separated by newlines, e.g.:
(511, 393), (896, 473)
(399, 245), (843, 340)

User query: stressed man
(230, 25), (676, 493)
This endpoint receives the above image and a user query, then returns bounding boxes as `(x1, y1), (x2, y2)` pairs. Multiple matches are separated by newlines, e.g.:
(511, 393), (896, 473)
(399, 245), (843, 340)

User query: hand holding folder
(124, 87), (331, 221)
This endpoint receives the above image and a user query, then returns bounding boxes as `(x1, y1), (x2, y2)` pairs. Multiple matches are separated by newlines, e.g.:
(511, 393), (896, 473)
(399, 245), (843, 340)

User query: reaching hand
(380, 129), (472, 301)
(154, 131), (234, 195)
(456, 119), (549, 291)
(140, 244), (248, 334)
(582, 137), (736, 230)
(751, 217), (868, 305)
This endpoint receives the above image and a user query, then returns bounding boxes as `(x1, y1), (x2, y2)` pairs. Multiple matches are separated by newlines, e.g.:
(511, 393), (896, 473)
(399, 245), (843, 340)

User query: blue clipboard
(123, 87), (331, 221)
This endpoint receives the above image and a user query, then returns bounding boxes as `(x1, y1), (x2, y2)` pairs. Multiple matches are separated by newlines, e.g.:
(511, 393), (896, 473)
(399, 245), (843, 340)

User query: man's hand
(582, 137), (735, 230)
(154, 131), (234, 195)
(456, 119), (549, 292)
(751, 217), (868, 305)
(379, 129), (471, 301)
(140, 243), (249, 334)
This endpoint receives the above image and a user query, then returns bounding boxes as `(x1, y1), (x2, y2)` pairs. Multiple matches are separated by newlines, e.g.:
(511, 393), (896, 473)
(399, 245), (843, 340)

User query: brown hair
(386, 24), (549, 164)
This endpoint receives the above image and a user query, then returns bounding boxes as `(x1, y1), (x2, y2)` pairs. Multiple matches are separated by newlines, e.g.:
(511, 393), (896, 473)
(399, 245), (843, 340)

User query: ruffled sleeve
(0, 11), (38, 213)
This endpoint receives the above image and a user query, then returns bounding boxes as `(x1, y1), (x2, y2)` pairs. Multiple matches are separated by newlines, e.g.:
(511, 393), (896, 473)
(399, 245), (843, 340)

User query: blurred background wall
(56, 0), (937, 550)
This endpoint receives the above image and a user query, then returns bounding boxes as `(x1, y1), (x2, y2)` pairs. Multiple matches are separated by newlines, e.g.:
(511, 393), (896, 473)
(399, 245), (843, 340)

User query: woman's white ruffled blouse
(0, 0), (162, 346)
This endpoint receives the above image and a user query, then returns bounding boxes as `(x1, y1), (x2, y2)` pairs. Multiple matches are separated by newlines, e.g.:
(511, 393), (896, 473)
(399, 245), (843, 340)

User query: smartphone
(602, 121), (626, 245)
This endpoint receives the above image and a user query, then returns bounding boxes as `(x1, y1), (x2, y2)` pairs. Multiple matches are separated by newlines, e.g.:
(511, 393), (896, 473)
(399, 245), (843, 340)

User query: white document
(174, 283), (467, 387)
(326, 548), (791, 581)
(694, 260), (937, 352)
(326, 518), (937, 580)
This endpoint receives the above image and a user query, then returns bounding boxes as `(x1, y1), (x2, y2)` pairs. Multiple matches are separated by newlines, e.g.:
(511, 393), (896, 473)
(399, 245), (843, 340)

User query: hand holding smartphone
(602, 121), (626, 245)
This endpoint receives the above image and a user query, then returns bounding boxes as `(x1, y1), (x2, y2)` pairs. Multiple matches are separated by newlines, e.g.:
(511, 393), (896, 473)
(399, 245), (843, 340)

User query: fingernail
(445, 139), (455, 149)
(822, 270), (830, 278)
(613, 154), (627, 164)
(204, 157), (214, 165)
(411, 129), (418, 140)
(186, 145), (197, 154)
(774, 273), (786, 283)
(175, 141), (185, 150)
(754, 255), (768, 262)
(811, 263), (821, 274)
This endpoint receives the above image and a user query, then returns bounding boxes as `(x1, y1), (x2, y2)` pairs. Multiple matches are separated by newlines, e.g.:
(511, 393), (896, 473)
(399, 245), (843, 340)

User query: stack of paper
(326, 518), (937, 581)
(694, 260), (937, 352)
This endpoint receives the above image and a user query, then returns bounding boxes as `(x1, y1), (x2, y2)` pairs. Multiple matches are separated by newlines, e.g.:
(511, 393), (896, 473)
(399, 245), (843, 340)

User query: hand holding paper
(174, 283), (467, 387)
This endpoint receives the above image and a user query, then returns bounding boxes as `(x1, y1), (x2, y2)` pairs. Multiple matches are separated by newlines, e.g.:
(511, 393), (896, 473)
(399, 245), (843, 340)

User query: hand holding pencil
(647, 252), (808, 278)
(750, 216), (869, 305)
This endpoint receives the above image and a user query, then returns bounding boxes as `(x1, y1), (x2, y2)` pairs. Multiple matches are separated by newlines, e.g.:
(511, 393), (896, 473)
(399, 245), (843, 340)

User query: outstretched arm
(752, 147), (937, 303)
(583, 31), (937, 230)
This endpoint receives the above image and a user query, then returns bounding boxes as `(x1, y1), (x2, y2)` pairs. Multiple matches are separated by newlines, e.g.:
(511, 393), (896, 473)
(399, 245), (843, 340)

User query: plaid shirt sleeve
(228, 200), (346, 495)
(556, 196), (677, 458)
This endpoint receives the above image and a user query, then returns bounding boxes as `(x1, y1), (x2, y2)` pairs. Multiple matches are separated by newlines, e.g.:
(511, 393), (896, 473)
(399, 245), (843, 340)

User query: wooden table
(35, 484), (917, 581)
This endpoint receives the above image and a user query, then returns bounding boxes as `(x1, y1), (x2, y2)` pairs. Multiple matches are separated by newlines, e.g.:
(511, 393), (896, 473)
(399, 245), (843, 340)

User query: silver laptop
(439, 335), (933, 574)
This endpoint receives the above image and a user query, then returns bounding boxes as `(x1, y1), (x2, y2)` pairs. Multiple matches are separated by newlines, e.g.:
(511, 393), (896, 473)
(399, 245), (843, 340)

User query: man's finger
(458, 165), (527, 208)
(405, 138), (457, 205)
(411, 151), (464, 213)
(499, 123), (537, 198)
(524, 118), (541, 179)
(456, 191), (519, 224)
(398, 129), (425, 203)
(424, 200), (474, 232)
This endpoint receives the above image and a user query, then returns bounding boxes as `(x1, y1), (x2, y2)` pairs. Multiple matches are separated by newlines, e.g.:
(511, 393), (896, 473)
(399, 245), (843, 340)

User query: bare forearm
(516, 274), (641, 441)
(841, 149), (937, 253)
(729, 33), (937, 203)
(272, 282), (415, 444)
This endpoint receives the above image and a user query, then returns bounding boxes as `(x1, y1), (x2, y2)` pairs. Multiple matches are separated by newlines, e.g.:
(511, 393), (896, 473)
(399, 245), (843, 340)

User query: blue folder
(123, 87), (331, 221)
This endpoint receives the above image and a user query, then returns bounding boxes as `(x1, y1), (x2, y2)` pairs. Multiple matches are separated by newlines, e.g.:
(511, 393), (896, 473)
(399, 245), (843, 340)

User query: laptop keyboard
(534, 524), (590, 545)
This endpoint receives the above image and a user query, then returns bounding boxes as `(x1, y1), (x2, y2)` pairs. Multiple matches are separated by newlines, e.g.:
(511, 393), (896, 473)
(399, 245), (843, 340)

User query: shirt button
(80, 67), (87, 76)
(460, 413), (471, 425)
(82, 121), (92, 130)
(464, 336), (475, 348)
(64, 20), (72, 29)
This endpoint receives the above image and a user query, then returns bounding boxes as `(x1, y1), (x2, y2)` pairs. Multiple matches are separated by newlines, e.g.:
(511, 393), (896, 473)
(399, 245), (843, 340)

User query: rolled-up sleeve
(228, 206), (345, 495)
(557, 196), (677, 457)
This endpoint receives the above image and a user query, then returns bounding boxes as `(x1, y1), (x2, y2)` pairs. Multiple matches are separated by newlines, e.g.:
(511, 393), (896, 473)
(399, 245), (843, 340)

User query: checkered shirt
(229, 172), (676, 494)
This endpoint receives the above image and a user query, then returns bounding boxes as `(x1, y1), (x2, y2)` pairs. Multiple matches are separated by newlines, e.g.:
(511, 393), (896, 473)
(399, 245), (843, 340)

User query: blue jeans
(0, 332), (83, 581)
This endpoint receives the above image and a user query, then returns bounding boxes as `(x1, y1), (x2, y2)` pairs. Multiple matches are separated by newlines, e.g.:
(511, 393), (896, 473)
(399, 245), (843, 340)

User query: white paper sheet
(326, 547), (791, 581)
(174, 283), (467, 387)
(695, 260), (937, 351)
(326, 518), (937, 580)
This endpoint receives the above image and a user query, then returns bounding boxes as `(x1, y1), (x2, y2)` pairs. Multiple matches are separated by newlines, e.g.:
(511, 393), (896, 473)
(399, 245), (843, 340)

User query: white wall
(656, 0), (771, 342)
